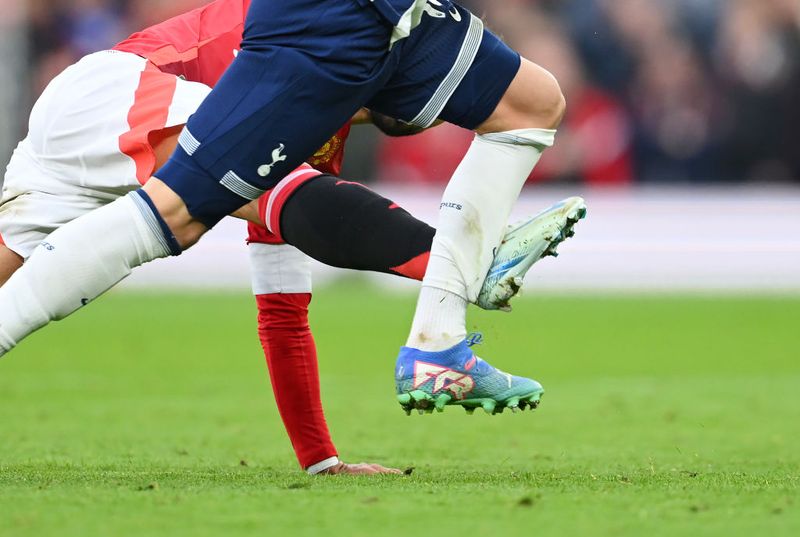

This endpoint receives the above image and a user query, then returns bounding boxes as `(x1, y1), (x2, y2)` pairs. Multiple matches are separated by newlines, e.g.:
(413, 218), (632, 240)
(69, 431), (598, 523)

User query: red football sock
(255, 292), (337, 469)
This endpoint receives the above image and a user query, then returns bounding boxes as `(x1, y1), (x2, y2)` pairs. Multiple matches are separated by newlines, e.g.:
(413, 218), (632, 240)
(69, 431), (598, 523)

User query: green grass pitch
(1, 285), (798, 536)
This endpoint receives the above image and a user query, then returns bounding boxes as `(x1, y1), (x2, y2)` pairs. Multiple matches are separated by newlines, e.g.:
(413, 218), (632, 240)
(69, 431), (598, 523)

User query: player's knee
(511, 66), (565, 130)
(479, 59), (567, 133)
(537, 76), (567, 129)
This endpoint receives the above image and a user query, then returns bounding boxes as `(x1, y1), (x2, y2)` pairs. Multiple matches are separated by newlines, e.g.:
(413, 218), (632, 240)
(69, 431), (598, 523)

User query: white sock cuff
(306, 456), (339, 475)
(406, 286), (467, 350)
(478, 128), (557, 149)
(127, 192), (181, 257)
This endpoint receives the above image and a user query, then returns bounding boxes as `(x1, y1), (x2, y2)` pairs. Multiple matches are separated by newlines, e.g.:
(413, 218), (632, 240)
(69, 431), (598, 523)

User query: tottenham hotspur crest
(258, 144), (287, 177)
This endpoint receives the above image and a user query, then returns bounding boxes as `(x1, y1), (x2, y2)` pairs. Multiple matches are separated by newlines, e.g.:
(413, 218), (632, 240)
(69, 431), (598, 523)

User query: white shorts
(0, 50), (211, 258)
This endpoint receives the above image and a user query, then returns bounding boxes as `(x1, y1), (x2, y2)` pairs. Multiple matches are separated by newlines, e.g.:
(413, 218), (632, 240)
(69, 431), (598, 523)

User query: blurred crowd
(19, 0), (800, 185)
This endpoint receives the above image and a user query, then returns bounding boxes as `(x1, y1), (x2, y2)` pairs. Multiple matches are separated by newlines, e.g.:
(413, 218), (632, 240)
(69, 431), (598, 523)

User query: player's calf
(264, 174), (435, 281)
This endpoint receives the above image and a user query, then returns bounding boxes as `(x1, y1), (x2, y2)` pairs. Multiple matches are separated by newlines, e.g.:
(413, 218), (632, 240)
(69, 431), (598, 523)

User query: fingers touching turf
(318, 462), (404, 476)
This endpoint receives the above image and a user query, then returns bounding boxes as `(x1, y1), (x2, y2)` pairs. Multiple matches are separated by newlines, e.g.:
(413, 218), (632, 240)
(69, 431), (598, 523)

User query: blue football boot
(395, 337), (543, 415)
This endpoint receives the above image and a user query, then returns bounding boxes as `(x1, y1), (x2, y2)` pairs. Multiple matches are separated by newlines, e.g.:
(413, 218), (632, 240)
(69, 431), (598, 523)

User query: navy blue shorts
(157, 0), (520, 227)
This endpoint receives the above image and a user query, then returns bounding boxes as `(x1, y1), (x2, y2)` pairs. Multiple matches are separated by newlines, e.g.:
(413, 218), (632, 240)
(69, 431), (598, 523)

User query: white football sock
(405, 287), (467, 350)
(0, 192), (172, 357)
(406, 128), (555, 351)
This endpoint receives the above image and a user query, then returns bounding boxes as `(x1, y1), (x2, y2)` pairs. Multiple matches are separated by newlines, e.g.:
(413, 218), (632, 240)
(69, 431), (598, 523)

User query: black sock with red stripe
(279, 175), (434, 280)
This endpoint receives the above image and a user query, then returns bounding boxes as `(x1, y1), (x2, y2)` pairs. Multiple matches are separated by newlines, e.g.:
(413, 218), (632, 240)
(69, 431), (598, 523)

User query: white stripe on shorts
(219, 170), (267, 200)
(178, 128), (201, 156)
(408, 13), (484, 129)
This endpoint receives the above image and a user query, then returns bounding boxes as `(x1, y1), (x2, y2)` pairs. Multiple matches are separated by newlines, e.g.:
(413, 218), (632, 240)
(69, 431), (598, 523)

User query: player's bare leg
(140, 178), (208, 248)
(477, 59), (567, 134)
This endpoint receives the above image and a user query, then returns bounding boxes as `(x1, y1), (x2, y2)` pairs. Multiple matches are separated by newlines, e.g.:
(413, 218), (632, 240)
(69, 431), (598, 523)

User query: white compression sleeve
(0, 192), (172, 357)
(248, 243), (312, 295)
(406, 128), (555, 351)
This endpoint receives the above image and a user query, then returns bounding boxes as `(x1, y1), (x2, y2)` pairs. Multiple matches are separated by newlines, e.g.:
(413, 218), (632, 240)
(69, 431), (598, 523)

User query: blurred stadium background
(2, 0), (798, 292)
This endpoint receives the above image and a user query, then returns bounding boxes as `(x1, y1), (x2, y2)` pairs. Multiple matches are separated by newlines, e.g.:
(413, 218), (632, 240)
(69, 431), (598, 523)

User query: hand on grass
(319, 462), (403, 475)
